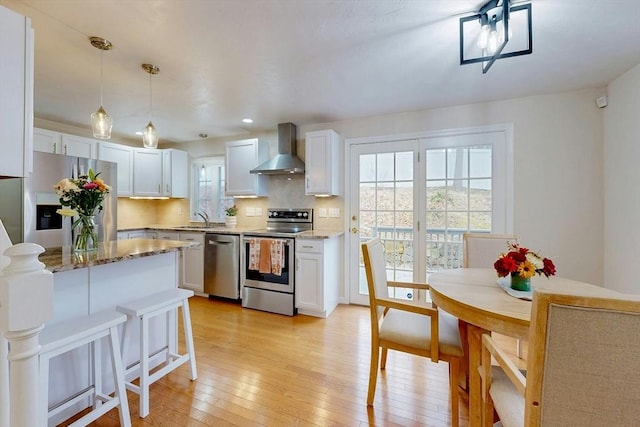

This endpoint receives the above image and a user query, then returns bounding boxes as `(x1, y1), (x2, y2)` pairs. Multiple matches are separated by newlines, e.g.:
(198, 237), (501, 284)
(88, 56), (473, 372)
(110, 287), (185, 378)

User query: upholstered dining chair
(362, 237), (463, 427)
(481, 289), (640, 427)
(462, 232), (524, 358)
(462, 232), (519, 269)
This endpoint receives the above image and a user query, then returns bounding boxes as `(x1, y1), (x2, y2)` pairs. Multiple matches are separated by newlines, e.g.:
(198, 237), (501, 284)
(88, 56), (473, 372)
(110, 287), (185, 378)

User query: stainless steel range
(242, 208), (313, 316)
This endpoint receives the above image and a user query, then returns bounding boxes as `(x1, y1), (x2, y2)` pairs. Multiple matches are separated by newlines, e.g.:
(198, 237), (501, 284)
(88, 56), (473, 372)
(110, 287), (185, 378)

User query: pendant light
(89, 37), (113, 139)
(141, 63), (159, 148)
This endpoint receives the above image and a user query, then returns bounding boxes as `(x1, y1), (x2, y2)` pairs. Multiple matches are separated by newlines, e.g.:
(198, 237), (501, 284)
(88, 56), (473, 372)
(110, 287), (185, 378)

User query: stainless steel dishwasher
(204, 233), (240, 299)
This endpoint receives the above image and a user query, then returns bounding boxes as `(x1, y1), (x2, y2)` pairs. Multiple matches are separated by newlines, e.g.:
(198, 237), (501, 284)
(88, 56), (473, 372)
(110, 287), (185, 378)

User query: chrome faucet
(197, 211), (210, 227)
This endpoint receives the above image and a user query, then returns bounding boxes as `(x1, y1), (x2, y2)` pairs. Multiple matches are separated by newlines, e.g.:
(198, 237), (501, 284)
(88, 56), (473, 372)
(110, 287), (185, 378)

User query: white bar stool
(39, 311), (131, 427)
(116, 288), (197, 418)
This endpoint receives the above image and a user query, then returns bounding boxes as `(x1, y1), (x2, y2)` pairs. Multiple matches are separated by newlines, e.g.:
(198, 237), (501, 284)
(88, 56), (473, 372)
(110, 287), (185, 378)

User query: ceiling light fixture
(242, 118), (253, 124)
(141, 63), (160, 148)
(459, 0), (532, 74)
(89, 37), (113, 139)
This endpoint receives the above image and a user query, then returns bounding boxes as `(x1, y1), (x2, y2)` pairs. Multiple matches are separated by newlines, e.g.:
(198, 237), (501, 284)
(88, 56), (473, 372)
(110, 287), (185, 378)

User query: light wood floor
(61, 296), (524, 426)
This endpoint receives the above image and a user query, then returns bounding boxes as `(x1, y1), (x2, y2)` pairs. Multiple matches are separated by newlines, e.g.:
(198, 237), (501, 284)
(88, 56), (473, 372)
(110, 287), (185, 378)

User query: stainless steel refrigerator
(0, 151), (117, 248)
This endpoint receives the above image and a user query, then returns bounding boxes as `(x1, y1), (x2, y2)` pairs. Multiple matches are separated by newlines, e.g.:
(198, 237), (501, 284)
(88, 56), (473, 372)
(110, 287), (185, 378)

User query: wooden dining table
(428, 268), (621, 427)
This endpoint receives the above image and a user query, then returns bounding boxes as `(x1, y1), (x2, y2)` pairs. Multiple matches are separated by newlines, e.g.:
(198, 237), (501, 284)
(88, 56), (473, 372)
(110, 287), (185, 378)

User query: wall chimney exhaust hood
(250, 123), (305, 175)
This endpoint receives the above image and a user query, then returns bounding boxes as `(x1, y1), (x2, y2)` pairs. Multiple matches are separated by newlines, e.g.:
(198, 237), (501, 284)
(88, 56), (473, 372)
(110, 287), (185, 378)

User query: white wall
(37, 87), (608, 286)
(604, 63), (640, 294)
(300, 88), (605, 286)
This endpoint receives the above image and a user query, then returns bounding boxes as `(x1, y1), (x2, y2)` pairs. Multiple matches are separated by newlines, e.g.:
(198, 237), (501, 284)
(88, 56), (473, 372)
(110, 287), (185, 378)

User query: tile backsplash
(117, 198), (190, 228)
(117, 174), (344, 232)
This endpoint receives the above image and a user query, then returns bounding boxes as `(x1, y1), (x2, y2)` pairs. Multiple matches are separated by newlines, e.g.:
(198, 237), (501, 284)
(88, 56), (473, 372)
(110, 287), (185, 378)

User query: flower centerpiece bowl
(494, 242), (556, 292)
(54, 169), (111, 252)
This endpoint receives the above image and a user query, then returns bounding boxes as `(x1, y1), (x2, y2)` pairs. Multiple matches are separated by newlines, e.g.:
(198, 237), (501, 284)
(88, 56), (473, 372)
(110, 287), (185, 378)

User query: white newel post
(0, 243), (53, 427)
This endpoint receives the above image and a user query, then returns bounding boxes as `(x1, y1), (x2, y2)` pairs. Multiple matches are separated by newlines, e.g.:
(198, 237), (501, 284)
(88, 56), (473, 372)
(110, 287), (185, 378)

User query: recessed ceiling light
(242, 118), (253, 124)
(135, 131), (143, 136)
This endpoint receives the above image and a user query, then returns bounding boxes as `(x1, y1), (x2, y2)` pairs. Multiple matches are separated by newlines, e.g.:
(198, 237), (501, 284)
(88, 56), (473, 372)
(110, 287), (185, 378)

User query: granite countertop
(40, 238), (198, 273)
(120, 225), (345, 239)
(122, 225), (254, 234)
(295, 230), (344, 239)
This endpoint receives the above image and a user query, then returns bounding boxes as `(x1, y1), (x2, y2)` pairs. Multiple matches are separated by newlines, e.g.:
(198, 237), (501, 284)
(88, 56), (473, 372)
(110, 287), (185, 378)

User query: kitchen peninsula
(38, 238), (196, 425)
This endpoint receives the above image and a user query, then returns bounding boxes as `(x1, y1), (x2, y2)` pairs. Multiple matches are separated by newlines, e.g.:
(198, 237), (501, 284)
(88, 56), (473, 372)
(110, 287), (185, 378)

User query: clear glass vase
(74, 215), (99, 252)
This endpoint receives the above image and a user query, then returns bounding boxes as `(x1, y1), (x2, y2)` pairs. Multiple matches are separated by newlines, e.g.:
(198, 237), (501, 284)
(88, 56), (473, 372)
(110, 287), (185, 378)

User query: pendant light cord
(100, 48), (104, 107)
(148, 71), (153, 122)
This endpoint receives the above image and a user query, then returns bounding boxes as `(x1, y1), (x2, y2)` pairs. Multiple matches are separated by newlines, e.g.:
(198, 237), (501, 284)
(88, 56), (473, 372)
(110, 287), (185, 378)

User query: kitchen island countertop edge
(40, 238), (197, 273)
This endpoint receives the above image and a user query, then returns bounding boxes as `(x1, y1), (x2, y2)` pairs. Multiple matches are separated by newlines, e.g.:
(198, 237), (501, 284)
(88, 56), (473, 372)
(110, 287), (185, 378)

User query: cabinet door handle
(166, 184), (170, 193)
(52, 142), (56, 154)
(158, 184), (161, 193)
(301, 245), (314, 249)
(64, 144), (68, 155)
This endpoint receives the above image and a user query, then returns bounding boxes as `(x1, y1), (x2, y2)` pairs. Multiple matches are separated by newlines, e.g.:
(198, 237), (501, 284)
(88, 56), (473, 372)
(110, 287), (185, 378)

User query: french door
(347, 127), (512, 305)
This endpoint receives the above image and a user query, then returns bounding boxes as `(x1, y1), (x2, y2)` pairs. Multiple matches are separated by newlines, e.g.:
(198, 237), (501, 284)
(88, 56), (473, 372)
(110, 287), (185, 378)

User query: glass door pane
(425, 144), (494, 276)
(349, 140), (417, 305)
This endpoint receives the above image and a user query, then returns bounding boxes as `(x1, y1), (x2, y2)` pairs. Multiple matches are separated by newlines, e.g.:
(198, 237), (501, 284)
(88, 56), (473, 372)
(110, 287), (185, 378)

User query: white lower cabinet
(156, 231), (179, 240)
(179, 232), (204, 293)
(295, 236), (340, 318)
(126, 230), (156, 239)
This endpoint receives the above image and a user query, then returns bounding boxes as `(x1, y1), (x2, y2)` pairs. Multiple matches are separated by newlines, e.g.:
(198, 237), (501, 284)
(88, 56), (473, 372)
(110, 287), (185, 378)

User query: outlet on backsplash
(328, 208), (340, 218)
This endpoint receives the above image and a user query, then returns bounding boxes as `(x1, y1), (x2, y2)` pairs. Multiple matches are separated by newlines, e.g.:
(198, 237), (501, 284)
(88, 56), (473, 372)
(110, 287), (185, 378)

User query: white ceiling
(2, 0), (640, 144)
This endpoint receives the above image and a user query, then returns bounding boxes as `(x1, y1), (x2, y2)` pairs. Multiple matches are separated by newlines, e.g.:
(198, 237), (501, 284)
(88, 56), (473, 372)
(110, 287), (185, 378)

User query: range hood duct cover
(250, 123), (305, 175)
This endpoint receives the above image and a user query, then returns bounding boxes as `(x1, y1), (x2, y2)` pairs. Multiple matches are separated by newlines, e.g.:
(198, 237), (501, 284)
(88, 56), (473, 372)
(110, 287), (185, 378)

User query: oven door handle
(243, 238), (292, 246)
(209, 240), (232, 245)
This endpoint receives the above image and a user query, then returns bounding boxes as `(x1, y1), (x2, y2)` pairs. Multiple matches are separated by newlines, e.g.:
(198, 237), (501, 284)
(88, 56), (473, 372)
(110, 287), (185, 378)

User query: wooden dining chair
(481, 289), (640, 427)
(462, 232), (524, 358)
(362, 238), (463, 427)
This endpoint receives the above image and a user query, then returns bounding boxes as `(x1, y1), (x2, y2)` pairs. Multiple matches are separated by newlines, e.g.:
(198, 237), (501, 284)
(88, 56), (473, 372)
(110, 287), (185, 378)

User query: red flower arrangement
(494, 242), (556, 279)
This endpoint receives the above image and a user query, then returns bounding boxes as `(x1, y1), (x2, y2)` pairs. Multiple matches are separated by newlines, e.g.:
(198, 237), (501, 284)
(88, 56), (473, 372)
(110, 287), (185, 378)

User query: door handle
(208, 241), (231, 245)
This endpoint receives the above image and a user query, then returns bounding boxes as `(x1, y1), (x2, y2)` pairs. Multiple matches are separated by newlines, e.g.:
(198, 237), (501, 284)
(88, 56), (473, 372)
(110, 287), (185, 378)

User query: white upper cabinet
(162, 149), (188, 198)
(305, 129), (341, 196)
(133, 148), (164, 197)
(33, 128), (62, 154)
(225, 138), (269, 197)
(34, 128), (98, 158)
(0, 6), (33, 178)
(98, 141), (134, 196)
(98, 143), (187, 198)
(61, 134), (97, 158)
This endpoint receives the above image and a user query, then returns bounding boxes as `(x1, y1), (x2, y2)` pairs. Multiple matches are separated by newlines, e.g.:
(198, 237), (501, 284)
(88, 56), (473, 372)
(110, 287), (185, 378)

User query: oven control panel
(267, 208), (313, 223)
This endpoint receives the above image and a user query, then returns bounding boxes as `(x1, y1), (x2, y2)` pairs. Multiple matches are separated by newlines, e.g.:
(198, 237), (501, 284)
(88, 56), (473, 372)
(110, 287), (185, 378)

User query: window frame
(190, 156), (233, 222)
